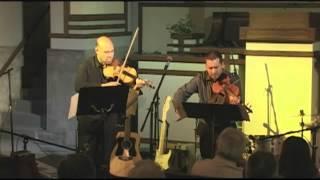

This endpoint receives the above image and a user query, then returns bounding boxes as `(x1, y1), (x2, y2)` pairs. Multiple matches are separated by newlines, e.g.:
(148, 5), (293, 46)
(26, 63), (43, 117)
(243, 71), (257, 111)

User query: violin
(103, 63), (155, 89)
(102, 27), (154, 89)
(211, 73), (240, 104)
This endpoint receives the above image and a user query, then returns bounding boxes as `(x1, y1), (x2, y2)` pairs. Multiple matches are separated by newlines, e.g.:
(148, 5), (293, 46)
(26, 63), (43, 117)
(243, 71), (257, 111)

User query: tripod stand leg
(312, 128), (318, 165)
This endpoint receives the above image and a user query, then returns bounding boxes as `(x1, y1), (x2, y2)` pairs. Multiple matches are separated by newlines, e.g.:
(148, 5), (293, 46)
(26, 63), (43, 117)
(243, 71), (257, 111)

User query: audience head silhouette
(128, 159), (165, 178)
(0, 156), (15, 178)
(191, 127), (247, 178)
(278, 136), (318, 178)
(57, 153), (96, 178)
(216, 127), (247, 162)
(246, 151), (277, 178)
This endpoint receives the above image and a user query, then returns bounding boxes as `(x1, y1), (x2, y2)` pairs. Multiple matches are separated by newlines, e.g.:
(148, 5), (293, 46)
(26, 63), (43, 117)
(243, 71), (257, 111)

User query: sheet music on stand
(68, 93), (79, 120)
(175, 102), (250, 124)
(67, 86), (129, 119)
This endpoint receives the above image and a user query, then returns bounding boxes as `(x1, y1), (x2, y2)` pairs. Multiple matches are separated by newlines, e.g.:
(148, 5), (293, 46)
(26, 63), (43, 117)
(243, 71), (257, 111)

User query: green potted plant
(166, 16), (193, 38)
(166, 15), (204, 39)
(166, 15), (204, 53)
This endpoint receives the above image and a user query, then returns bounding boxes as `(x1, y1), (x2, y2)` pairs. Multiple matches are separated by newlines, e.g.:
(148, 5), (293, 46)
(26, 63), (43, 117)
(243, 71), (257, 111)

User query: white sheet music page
(68, 93), (79, 120)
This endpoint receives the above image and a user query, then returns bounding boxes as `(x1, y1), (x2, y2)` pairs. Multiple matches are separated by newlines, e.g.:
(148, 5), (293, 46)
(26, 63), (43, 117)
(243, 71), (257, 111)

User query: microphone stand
(265, 64), (271, 136)
(0, 68), (14, 154)
(0, 128), (76, 152)
(140, 56), (171, 155)
(264, 64), (279, 136)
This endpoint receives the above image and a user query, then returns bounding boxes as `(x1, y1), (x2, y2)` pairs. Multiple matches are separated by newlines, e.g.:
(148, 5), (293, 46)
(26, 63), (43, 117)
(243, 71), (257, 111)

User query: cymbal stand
(300, 109), (305, 138)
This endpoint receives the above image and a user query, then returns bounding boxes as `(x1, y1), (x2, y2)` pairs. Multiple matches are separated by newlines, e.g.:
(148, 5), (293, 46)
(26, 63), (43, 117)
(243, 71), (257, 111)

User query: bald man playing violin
(74, 36), (146, 178)
(75, 36), (146, 91)
(172, 50), (241, 159)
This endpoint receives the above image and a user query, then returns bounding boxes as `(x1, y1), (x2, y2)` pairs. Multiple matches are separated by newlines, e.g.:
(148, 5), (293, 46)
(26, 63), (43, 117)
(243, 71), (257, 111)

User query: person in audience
(278, 136), (319, 178)
(128, 159), (166, 178)
(57, 153), (96, 178)
(190, 127), (247, 178)
(0, 155), (15, 178)
(245, 151), (277, 178)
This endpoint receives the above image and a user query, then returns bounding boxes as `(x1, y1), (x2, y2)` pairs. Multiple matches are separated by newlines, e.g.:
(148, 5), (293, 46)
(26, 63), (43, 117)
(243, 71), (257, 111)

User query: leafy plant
(166, 15), (193, 35)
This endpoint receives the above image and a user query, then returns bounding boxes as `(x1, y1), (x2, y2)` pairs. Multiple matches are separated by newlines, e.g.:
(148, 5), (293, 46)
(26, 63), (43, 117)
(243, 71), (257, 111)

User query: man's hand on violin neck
(101, 81), (121, 87)
(133, 78), (146, 90)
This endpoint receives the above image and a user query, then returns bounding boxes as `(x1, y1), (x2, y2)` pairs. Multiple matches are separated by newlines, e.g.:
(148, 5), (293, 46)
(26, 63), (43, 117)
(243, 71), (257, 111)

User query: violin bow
(116, 27), (139, 84)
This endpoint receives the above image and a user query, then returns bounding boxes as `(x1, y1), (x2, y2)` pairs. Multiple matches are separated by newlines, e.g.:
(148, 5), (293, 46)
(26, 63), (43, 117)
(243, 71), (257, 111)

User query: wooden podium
(240, 12), (320, 43)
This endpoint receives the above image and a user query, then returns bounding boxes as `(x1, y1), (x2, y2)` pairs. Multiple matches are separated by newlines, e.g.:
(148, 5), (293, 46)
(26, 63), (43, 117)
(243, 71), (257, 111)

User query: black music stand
(181, 103), (250, 125)
(178, 102), (250, 157)
(76, 86), (129, 117)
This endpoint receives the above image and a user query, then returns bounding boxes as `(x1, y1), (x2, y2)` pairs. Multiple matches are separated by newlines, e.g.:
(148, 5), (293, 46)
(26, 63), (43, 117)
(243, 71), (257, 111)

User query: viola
(211, 74), (240, 104)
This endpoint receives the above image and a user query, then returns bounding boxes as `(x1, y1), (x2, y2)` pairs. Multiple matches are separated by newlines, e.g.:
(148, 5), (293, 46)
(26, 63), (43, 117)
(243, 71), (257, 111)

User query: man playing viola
(74, 36), (146, 178)
(172, 50), (242, 159)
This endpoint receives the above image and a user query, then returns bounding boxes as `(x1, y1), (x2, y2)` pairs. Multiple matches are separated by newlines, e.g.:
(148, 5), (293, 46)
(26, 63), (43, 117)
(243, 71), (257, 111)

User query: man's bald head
(95, 36), (114, 65)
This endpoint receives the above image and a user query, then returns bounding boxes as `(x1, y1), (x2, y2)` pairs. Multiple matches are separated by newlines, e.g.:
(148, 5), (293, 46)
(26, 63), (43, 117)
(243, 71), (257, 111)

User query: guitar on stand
(155, 96), (172, 170)
(108, 27), (142, 177)
(109, 115), (142, 177)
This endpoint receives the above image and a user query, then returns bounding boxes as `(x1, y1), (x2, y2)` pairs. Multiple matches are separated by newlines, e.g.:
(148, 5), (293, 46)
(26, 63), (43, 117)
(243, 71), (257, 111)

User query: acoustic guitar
(109, 115), (142, 177)
(155, 96), (172, 170)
